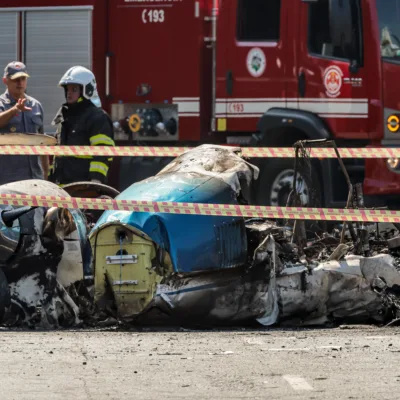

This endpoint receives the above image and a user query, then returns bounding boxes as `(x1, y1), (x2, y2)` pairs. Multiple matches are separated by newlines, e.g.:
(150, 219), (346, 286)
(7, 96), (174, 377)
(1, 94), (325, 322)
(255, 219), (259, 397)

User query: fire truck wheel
(254, 158), (326, 234)
(255, 158), (322, 209)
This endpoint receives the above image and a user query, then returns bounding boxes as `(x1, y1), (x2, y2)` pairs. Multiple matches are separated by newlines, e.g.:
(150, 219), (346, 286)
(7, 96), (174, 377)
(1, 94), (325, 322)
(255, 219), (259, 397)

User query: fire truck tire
(255, 158), (323, 209)
(254, 158), (326, 234)
(0, 268), (10, 322)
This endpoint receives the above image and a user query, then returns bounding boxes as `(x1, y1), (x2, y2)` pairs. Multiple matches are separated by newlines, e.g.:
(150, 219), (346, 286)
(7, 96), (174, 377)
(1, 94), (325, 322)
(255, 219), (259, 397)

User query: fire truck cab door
(215, 0), (290, 133)
(296, 0), (369, 138)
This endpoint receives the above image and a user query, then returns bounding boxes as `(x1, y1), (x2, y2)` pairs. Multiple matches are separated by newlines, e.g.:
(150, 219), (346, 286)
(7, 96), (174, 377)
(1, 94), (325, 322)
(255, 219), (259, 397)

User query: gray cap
(3, 61), (30, 80)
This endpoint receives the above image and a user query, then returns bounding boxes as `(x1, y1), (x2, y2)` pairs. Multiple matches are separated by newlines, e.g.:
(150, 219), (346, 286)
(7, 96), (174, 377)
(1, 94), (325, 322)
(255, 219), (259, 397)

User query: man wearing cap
(0, 61), (49, 185)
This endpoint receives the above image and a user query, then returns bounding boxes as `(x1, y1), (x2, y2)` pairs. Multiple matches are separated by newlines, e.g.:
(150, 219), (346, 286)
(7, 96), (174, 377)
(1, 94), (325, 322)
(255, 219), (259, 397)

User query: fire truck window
(236, 0), (281, 42)
(377, 0), (400, 59)
(308, 0), (362, 61)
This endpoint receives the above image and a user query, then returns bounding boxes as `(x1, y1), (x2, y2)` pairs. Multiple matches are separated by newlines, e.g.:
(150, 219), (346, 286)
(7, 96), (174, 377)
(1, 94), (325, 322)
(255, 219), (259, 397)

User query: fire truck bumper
(364, 156), (400, 198)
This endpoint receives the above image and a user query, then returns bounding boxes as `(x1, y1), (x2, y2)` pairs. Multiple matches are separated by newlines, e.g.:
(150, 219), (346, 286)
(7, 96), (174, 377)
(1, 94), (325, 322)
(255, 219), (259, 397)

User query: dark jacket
(50, 98), (115, 185)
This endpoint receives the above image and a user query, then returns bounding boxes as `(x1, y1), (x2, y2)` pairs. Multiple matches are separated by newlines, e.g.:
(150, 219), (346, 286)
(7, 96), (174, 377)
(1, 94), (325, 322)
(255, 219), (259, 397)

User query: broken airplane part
(1, 145), (400, 328)
(89, 144), (400, 327)
(0, 180), (92, 327)
(90, 145), (259, 321)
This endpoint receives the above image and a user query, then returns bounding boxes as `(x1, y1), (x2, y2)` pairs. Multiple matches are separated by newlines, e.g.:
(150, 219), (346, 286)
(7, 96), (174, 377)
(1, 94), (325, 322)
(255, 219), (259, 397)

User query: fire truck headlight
(387, 158), (400, 171)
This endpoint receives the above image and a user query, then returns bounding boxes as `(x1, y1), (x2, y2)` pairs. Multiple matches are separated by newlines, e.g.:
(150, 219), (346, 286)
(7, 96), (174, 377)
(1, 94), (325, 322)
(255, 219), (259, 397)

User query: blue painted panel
(92, 172), (248, 273)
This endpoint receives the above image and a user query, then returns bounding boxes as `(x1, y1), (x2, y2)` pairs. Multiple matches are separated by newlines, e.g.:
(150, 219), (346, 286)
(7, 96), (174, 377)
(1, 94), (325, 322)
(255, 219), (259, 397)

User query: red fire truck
(0, 0), (399, 208)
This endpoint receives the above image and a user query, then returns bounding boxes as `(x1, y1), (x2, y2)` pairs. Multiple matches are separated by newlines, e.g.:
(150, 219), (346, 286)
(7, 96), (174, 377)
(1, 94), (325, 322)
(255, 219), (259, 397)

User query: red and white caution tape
(0, 145), (190, 157)
(0, 145), (399, 158)
(1, 193), (400, 222)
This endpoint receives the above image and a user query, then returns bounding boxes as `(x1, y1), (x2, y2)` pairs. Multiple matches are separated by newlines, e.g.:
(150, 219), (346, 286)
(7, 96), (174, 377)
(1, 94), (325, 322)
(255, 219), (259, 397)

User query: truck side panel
(108, 0), (206, 142)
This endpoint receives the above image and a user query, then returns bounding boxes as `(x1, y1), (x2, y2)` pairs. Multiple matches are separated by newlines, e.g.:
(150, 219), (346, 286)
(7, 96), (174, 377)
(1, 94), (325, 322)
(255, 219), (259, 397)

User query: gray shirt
(0, 90), (44, 185)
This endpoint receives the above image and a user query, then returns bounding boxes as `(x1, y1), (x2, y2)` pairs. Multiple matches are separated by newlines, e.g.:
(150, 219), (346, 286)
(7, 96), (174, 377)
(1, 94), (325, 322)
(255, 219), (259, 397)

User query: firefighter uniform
(50, 98), (115, 185)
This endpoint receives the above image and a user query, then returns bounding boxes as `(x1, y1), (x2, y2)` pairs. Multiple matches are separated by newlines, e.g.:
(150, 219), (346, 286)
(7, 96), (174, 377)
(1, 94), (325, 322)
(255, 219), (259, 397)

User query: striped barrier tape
(1, 193), (400, 223)
(0, 145), (399, 158)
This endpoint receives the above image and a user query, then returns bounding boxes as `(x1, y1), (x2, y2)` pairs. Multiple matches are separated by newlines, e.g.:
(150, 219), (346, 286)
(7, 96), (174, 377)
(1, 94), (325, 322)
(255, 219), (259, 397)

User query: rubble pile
(246, 218), (400, 266)
(245, 218), (400, 326)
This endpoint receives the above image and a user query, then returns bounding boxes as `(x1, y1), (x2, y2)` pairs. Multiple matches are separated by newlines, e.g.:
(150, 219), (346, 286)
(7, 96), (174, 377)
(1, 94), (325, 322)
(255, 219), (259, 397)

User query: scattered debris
(1, 143), (400, 329)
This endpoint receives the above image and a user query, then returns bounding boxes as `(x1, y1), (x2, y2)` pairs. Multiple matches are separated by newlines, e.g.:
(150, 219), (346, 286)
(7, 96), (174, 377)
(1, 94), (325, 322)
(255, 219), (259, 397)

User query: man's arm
(0, 98), (32, 129)
(88, 112), (115, 183)
(0, 105), (18, 129)
(0, 99), (32, 128)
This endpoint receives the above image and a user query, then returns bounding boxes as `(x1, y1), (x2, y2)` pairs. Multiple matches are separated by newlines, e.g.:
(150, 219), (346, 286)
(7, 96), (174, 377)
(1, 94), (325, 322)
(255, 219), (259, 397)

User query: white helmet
(58, 66), (101, 107)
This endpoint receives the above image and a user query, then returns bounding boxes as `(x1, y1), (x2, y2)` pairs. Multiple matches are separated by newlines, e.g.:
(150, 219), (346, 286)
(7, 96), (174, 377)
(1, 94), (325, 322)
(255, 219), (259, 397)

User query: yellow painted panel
(91, 225), (162, 318)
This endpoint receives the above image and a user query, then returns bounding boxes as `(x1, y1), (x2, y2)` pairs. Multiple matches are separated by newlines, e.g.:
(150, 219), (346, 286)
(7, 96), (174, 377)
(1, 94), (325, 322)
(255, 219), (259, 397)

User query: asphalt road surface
(1, 326), (399, 399)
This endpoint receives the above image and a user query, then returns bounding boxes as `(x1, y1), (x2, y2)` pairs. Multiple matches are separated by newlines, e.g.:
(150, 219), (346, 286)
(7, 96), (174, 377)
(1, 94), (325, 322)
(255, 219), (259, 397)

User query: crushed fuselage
(2, 145), (400, 329)
(88, 145), (400, 327)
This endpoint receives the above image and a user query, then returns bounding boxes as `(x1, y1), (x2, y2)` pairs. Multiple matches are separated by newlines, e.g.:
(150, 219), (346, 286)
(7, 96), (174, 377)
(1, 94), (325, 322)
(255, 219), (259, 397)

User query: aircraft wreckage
(0, 144), (400, 329)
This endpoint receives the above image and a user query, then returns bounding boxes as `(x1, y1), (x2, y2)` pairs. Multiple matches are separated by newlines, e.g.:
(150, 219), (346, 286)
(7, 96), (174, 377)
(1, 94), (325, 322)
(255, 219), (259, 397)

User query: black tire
(0, 268), (10, 322)
(255, 158), (322, 207)
(254, 158), (325, 234)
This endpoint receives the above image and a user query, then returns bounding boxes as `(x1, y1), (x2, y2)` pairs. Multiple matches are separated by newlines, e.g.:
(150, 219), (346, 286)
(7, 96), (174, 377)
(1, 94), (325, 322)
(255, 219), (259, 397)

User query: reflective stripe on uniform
(73, 155), (93, 159)
(90, 134), (115, 146)
(89, 161), (109, 176)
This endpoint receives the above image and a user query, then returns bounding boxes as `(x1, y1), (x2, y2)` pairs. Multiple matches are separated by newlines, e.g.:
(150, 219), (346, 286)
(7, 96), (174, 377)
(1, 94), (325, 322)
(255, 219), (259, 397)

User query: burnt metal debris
(0, 143), (400, 329)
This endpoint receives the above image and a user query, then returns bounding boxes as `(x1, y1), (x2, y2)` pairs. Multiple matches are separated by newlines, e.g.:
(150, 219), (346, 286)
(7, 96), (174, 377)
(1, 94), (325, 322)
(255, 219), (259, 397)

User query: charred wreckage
(0, 143), (400, 329)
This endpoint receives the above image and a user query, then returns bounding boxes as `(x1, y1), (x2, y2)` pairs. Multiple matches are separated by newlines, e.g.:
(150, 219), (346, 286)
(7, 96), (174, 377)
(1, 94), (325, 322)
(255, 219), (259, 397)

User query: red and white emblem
(323, 66), (343, 98)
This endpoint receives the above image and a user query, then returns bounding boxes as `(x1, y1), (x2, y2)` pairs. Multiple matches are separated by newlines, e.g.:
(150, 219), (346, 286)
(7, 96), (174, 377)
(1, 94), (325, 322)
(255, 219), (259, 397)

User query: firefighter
(49, 66), (115, 186)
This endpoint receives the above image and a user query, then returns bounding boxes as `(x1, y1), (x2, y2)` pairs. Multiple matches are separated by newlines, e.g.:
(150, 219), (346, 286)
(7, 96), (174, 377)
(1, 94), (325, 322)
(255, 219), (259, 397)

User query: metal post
(210, 0), (218, 133)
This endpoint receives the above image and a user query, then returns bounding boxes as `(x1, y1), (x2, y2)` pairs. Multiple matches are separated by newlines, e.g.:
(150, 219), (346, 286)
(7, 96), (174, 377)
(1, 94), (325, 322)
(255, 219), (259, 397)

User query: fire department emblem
(246, 48), (266, 78)
(323, 66), (343, 98)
